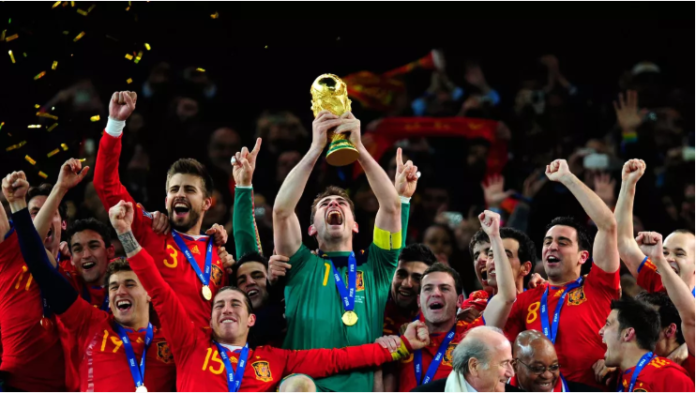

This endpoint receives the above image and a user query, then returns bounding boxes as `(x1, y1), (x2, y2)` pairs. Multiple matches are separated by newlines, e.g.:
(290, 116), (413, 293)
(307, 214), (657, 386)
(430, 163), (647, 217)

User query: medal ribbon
(414, 325), (456, 385)
(214, 342), (249, 392)
(540, 277), (584, 344)
(327, 252), (357, 314)
(618, 352), (653, 392)
(171, 231), (213, 287)
(116, 322), (153, 391)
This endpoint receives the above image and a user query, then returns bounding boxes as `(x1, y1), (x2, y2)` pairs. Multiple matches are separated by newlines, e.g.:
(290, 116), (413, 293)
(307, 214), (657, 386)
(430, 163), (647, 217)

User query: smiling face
(662, 231), (695, 282)
(109, 271), (149, 329)
(236, 262), (270, 310)
(418, 272), (462, 327)
(472, 241), (491, 287)
(514, 340), (560, 392)
(391, 260), (429, 310)
(210, 289), (256, 344)
(165, 173), (211, 233)
(542, 225), (588, 284)
(70, 229), (114, 285)
(28, 195), (65, 253)
(309, 195), (357, 244)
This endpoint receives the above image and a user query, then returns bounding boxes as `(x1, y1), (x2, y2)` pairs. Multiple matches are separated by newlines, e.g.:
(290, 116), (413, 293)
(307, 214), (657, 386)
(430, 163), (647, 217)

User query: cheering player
(395, 210), (517, 392)
(272, 111), (407, 392)
(615, 159), (695, 295)
(504, 159), (621, 390)
(94, 91), (231, 328)
(599, 298), (694, 392)
(109, 199), (432, 392)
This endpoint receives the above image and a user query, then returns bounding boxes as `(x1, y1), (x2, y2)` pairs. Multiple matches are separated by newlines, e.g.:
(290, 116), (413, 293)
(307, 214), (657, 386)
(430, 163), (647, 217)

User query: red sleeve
(278, 342), (394, 379)
(93, 133), (150, 240)
(127, 248), (197, 358)
(460, 290), (490, 313)
(504, 293), (527, 342)
(586, 262), (621, 299)
(663, 367), (695, 392)
(58, 296), (108, 349)
(636, 257), (665, 293)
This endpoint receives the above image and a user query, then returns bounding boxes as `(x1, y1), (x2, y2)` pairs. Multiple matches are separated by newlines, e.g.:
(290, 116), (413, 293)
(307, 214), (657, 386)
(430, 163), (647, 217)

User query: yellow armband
(374, 226), (402, 251)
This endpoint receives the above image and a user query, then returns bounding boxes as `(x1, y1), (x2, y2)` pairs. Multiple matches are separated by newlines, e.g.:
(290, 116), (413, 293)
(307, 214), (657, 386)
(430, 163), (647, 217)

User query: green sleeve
(286, 243), (312, 283)
(401, 202), (410, 248)
(233, 187), (261, 259)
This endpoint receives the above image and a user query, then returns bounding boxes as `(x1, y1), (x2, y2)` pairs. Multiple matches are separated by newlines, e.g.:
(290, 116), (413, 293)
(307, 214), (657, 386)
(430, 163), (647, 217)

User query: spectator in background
(206, 126), (242, 207)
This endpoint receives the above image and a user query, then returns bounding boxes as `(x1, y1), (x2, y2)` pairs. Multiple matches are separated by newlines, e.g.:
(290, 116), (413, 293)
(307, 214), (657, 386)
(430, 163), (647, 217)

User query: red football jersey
(504, 263), (620, 390)
(0, 229), (66, 391)
(637, 257), (665, 293)
(460, 289), (491, 313)
(127, 248), (398, 391)
(683, 353), (695, 382)
(62, 269), (108, 309)
(619, 356), (694, 392)
(58, 296), (176, 392)
(383, 297), (418, 336)
(94, 132), (228, 328)
(397, 318), (484, 392)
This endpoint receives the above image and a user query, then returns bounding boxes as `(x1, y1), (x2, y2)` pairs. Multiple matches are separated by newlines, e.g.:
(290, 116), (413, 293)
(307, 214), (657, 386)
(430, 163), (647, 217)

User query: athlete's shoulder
(517, 285), (545, 303)
(456, 316), (484, 335)
(646, 356), (686, 373)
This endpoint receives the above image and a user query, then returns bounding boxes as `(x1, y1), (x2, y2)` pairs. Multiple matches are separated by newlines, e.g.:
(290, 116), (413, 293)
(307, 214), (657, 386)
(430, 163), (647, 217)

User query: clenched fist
(109, 91), (137, 121)
(545, 159), (573, 183)
(621, 159), (646, 185)
(109, 200), (135, 235)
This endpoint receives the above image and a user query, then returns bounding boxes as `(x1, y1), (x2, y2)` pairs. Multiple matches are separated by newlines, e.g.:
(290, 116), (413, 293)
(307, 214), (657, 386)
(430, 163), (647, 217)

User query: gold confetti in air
(125, 53), (133, 60)
(264, 45), (268, 49)
(73, 31), (85, 42)
(61, 143), (69, 151)
(47, 123), (58, 132)
(0, 122), (4, 130)
(28, 124), (41, 129)
(38, 171), (48, 179)
(78, 158), (86, 162)
(5, 33), (18, 42)
(77, 9), (88, 16)
(5, 141), (27, 151)
(52, 1), (61, 8)
(88, 4), (96, 12)
(25, 155), (37, 165)
(144, 43), (151, 50)
(23, 52), (27, 58)
(196, 67), (206, 72)
(125, 1), (131, 11)
(90, 115), (100, 122)
(70, 1), (75, 7)
(8, 50), (15, 64)
(211, 11), (219, 19)
(47, 148), (60, 158)
(34, 71), (46, 80)
(63, 31), (69, 35)
(134, 50), (143, 64)
(52, 61), (58, 70)
(0, 30), (6, 41)
(126, 78), (133, 84)
(36, 112), (58, 120)
(34, 104), (40, 109)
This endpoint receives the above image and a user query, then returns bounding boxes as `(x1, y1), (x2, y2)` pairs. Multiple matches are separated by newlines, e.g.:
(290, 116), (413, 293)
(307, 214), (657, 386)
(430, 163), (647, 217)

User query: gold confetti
(28, 124), (41, 129)
(70, 1), (75, 7)
(90, 115), (100, 122)
(5, 33), (18, 42)
(144, 43), (151, 50)
(38, 171), (48, 179)
(8, 50), (15, 64)
(34, 104), (40, 109)
(0, 122), (4, 130)
(51, 60), (58, 70)
(61, 143), (69, 151)
(1, 30), (6, 41)
(22, 52), (27, 58)
(88, 4), (96, 12)
(73, 31), (85, 42)
(125, 53), (133, 60)
(211, 11), (219, 19)
(36, 112), (58, 120)
(5, 141), (27, 151)
(52, 1), (61, 8)
(63, 30), (69, 35)
(25, 155), (37, 165)
(264, 45), (268, 49)
(125, 1), (131, 11)
(79, 158), (86, 162)
(134, 50), (143, 64)
(77, 9), (88, 16)
(47, 123), (58, 132)
(62, 1), (68, 7)
(196, 67), (206, 72)
(126, 78), (133, 84)
(34, 71), (46, 80)
(47, 148), (60, 157)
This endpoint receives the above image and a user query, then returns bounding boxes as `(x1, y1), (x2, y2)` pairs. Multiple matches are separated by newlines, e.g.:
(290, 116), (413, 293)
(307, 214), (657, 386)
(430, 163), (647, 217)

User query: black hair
(166, 158), (214, 197)
(399, 243), (437, 267)
(67, 218), (112, 249)
(27, 183), (67, 221)
(233, 252), (269, 280)
(468, 229), (490, 259)
(214, 286), (254, 315)
(545, 216), (592, 252)
(500, 227), (537, 286)
(421, 262), (463, 296)
(611, 298), (660, 352)
(635, 292), (685, 345)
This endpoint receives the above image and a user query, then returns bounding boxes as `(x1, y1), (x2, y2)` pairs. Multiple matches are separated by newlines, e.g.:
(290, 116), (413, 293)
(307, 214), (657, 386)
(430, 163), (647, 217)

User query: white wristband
(105, 117), (125, 137)
(400, 196), (411, 204)
(235, 184), (253, 189)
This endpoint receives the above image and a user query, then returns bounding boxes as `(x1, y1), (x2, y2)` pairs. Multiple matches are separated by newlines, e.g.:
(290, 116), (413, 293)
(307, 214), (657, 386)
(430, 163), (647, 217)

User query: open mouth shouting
(545, 255), (561, 267)
(172, 199), (191, 220)
(428, 300), (445, 312)
(115, 298), (133, 314)
(325, 209), (344, 227)
(81, 259), (97, 272)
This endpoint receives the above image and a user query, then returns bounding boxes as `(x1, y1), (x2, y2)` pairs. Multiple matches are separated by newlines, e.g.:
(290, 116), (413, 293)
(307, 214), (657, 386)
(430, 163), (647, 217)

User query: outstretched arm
(0, 199), (9, 242)
(615, 159), (648, 276)
(394, 147), (419, 246)
(480, 211), (516, 328)
(546, 159), (619, 274)
(232, 138), (264, 258)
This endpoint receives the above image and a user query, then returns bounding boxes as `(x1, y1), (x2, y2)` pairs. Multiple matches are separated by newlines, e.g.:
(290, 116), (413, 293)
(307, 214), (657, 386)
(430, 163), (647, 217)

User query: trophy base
(326, 145), (360, 167)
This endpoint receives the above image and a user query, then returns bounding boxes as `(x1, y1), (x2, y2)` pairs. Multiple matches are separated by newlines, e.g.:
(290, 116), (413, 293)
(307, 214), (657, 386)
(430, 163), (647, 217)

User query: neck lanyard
(540, 277), (584, 344)
(619, 352), (653, 392)
(327, 252), (357, 314)
(82, 284), (109, 311)
(214, 342), (249, 392)
(414, 325), (456, 385)
(171, 231), (213, 287)
(116, 323), (153, 391)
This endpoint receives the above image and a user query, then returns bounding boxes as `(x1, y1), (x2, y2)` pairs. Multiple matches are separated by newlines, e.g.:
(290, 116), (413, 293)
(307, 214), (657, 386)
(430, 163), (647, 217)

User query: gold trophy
(310, 73), (360, 166)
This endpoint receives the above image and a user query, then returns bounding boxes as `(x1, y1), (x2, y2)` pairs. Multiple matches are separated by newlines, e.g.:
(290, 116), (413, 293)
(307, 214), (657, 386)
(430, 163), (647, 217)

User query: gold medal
(202, 285), (212, 301)
(136, 385), (148, 393)
(342, 311), (358, 326)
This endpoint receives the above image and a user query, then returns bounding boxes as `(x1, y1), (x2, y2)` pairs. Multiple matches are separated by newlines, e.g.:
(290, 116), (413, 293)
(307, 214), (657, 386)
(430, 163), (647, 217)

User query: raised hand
(56, 158), (90, 191)
(478, 210), (501, 237)
(622, 159), (646, 185)
(334, 112), (362, 149)
(522, 169), (548, 200)
(481, 175), (514, 209)
(311, 110), (341, 151)
(527, 273), (547, 289)
(2, 171), (30, 207)
(268, 254), (291, 285)
(635, 231), (664, 261)
(593, 173), (616, 207)
(545, 159), (573, 183)
(218, 246), (236, 275)
(613, 90), (645, 132)
(403, 320), (430, 350)
(457, 307), (482, 323)
(394, 148), (420, 198)
(150, 211), (171, 235)
(109, 91), (137, 121)
(205, 223), (228, 246)
(108, 200), (135, 235)
(232, 138), (262, 187)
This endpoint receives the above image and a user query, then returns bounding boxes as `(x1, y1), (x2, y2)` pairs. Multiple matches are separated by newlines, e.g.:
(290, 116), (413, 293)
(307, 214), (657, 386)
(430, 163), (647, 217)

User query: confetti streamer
(79, 158), (86, 162)
(134, 50), (143, 64)
(125, 53), (133, 60)
(34, 104), (40, 109)
(52, 1), (61, 8)
(52, 60), (58, 70)
(6, 33), (18, 42)
(22, 52), (27, 58)
(34, 71), (46, 80)
(5, 141), (27, 151)
(90, 115), (100, 122)
(47, 148), (60, 157)
(70, 1), (75, 7)
(0, 122), (4, 130)
(126, 1), (131, 11)
(73, 31), (85, 42)
(144, 43), (151, 50)
(77, 9), (88, 16)
(211, 11), (219, 19)
(38, 171), (48, 179)
(25, 155), (37, 165)
(126, 78), (133, 84)
(47, 123), (58, 132)
(1, 30), (6, 41)
(196, 67), (206, 72)
(61, 143), (68, 151)
(28, 124), (41, 129)
(88, 4), (96, 12)
(36, 112), (58, 120)
(8, 50), (15, 64)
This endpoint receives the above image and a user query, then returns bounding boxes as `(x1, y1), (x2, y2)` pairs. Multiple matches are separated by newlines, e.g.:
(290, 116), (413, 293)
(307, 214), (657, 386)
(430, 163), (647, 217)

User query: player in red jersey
(395, 210), (517, 392)
(504, 159), (621, 390)
(93, 91), (231, 328)
(615, 159), (695, 295)
(600, 298), (694, 392)
(108, 199), (431, 392)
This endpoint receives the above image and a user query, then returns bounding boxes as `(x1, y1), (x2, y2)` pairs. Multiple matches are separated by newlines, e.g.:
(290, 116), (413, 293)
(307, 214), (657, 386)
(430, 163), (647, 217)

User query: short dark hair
(468, 229), (490, 259)
(166, 158), (214, 197)
(234, 252), (269, 279)
(545, 216), (592, 252)
(611, 298), (660, 351)
(636, 291), (685, 345)
(421, 262), (463, 295)
(103, 257), (132, 287)
(27, 183), (66, 221)
(500, 227), (537, 268)
(310, 186), (355, 224)
(399, 243), (437, 266)
(67, 218), (112, 249)
(214, 286), (254, 314)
